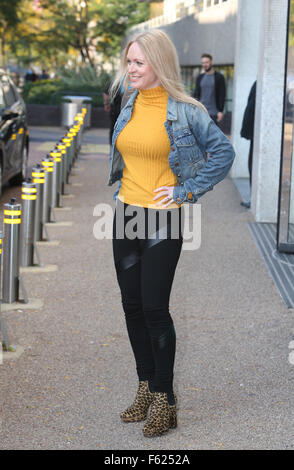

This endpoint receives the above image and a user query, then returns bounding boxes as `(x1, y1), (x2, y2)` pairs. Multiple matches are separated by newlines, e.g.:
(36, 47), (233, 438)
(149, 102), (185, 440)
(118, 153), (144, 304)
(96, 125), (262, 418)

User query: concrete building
(130, 0), (237, 108)
(128, 0), (294, 253)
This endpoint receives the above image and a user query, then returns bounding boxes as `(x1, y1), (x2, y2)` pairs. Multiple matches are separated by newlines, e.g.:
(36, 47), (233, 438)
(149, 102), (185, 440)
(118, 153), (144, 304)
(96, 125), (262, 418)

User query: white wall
(252, 0), (288, 222)
(230, 0), (263, 179)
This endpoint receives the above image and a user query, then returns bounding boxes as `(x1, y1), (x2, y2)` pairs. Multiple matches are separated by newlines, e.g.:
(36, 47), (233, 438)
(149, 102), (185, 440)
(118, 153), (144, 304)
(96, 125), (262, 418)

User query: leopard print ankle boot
(142, 392), (177, 437)
(120, 381), (153, 423)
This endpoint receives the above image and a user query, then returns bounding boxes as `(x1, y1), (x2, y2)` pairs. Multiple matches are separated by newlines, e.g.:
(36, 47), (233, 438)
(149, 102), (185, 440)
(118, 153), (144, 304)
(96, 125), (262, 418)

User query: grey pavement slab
(0, 127), (293, 450)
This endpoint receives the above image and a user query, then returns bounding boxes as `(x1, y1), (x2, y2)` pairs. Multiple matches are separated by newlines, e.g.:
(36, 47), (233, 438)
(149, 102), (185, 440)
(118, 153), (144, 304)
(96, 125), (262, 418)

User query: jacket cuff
(173, 185), (186, 205)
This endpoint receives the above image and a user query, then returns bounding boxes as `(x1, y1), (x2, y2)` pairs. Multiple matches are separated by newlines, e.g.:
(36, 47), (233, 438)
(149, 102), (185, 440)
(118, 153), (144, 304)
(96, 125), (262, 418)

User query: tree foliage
(93, 0), (150, 62)
(0, 0), (22, 66)
(7, 0), (149, 70)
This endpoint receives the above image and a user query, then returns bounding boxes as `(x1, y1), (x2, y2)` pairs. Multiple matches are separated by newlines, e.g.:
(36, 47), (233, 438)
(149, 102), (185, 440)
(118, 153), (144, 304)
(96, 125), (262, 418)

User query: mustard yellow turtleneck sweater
(116, 85), (179, 209)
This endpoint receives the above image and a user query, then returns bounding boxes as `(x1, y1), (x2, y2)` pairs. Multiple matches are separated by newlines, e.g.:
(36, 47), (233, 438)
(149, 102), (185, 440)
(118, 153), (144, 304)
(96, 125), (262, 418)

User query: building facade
(129, 0), (237, 111)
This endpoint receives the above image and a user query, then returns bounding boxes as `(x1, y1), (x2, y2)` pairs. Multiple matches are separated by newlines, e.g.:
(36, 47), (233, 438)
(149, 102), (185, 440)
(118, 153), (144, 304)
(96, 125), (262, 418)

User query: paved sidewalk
(0, 127), (293, 450)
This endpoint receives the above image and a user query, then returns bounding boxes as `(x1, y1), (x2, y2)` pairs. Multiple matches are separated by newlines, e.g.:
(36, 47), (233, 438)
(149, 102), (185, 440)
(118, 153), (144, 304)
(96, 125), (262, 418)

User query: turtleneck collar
(137, 85), (168, 106)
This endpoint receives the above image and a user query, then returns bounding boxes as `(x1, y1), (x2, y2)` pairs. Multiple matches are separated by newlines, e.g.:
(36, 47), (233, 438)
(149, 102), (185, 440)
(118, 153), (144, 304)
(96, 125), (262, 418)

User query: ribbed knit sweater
(116, 85), (179, 209)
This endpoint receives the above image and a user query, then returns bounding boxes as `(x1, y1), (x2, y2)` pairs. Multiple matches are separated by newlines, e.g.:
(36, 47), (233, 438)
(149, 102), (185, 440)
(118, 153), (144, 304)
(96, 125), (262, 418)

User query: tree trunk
(80, 46), (86, 63)
(1, 31), (6, 68)
(84, 43), (95, 68)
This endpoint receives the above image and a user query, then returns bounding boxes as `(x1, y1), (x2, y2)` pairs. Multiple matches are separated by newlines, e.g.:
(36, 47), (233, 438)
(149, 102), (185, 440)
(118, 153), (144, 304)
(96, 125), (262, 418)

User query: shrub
(22, 67), (112, 106)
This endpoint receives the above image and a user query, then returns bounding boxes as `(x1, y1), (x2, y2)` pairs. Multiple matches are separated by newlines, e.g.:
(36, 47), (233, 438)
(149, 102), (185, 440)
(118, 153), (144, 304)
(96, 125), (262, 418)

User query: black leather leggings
(112, 201), (183, 404)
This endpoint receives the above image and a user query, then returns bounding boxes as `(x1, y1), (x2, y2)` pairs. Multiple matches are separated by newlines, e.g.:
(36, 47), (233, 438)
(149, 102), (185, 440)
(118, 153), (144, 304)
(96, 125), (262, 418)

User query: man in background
(103, 81), (122, 146)
(103, 79), (133, 146)
(193, 53), (226, 125)
(40, 69), (49, 80)
(240, 80), (257, 209)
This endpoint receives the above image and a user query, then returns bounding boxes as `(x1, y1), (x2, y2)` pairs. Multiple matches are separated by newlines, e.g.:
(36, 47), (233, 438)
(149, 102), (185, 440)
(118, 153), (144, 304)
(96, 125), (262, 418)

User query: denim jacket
(107, 90), (235, 204)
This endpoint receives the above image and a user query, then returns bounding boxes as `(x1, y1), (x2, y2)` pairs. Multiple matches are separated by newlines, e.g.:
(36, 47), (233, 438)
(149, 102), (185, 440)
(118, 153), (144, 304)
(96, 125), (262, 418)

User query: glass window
(0, 84), (5, 112)
(176, 2), (185, 18)
(1, 76), (17, 107)
(194, 1), (204, 13)
(10, 80), (20, 102)
(277, 0), (294, 252)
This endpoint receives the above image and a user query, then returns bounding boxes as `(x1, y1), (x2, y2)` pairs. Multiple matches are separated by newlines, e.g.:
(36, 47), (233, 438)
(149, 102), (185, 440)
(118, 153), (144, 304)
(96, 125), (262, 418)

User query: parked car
(0, 68), (29, 196)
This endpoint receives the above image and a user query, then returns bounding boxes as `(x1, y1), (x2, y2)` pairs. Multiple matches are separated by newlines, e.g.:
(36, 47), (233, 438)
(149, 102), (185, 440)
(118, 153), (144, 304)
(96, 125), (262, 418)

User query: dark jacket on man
(193, 71), (226, 113)
(240, 81), (257, 140)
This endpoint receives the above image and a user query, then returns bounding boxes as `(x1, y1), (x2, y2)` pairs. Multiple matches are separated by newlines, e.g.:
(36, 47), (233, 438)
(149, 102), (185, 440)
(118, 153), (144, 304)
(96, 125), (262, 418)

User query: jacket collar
(167, 96), (177, 121)
(123, 89), (138, 109)
(123, 89), (178, 121)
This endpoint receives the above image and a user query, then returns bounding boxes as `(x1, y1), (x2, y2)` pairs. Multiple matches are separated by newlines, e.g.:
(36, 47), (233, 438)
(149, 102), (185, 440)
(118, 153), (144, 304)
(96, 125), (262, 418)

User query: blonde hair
(110, 29), (206, 110)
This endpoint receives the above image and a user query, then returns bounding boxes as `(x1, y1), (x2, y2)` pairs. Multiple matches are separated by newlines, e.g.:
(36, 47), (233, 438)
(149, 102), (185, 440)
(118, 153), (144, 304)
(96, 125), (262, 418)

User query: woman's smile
(126, 42), (161, 90)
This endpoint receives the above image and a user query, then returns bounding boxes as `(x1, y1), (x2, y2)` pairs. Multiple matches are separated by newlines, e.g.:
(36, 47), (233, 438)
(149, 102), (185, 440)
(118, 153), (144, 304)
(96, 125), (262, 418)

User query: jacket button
(174, 162), (179, 167)
(187, 192), (193, 200)
(176, 198), (181, 203)
(171, 146), (175, 151)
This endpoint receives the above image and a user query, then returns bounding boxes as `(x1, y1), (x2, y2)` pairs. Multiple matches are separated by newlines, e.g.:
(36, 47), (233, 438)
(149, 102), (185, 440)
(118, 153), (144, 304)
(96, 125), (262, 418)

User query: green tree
(7, 0), (66, 69)
(93, 0), (150, 65)
(26, 0), (149, 69)
(0, 0), (21, 66)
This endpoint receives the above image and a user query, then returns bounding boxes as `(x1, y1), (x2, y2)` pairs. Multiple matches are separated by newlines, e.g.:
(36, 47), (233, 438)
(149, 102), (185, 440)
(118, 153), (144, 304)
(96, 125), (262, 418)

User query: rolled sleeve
(184, 107), (235, 201)
(173, 185), (187, 204)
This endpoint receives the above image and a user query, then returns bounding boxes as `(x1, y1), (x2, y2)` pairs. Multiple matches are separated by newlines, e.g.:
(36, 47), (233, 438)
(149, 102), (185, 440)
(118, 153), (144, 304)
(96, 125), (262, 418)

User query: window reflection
(278, 0), (294, 252)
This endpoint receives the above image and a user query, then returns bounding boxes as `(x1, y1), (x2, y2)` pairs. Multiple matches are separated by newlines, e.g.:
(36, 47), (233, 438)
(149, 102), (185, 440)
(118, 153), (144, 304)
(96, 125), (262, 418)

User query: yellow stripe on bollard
(21, 195), (37, 200)
(4, 210), (21, 216)
(32, 172), (45, 177)
(4, 218), (21, 224)
(22, 187), (37, 193)
(32, 178), (45, 183)
(42, 161), (54, 166)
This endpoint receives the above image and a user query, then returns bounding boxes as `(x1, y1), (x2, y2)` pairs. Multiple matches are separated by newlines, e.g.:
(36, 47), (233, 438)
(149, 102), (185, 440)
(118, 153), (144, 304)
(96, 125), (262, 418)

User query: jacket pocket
(174, 130), (196, 147)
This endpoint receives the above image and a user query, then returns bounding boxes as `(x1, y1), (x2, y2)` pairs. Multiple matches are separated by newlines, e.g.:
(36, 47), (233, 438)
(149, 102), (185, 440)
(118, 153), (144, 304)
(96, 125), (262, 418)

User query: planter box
(26, 104), (110, 128)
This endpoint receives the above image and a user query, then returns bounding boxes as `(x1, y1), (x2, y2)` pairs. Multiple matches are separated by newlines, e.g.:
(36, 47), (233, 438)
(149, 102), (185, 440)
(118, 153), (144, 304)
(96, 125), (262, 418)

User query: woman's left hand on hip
(153, 186), (175, 208)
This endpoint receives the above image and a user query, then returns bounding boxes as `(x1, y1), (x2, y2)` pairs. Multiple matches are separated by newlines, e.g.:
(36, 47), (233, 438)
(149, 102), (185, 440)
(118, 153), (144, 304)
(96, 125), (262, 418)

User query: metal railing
(129, 0), (232, 34)
(0, 108), (87, 351)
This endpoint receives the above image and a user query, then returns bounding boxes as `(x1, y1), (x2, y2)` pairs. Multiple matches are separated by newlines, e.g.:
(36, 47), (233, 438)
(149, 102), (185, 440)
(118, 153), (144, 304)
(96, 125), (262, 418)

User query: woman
(107, 30), (235, 437)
